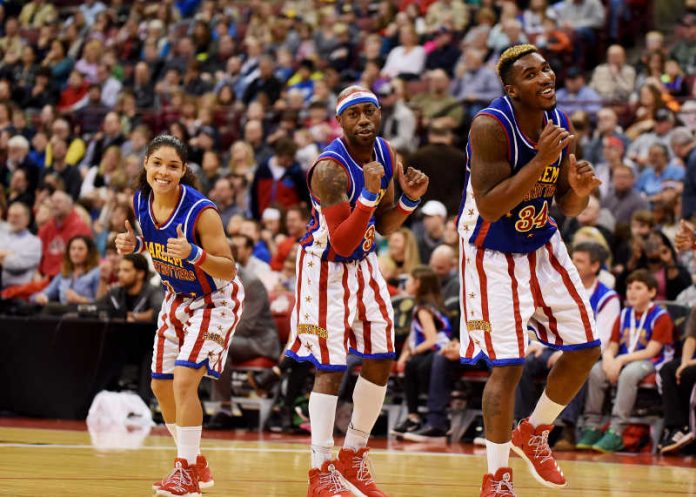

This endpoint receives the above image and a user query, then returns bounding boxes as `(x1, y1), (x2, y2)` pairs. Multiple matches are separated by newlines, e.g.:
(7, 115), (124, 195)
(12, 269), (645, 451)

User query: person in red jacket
(38, 189), (92, 277)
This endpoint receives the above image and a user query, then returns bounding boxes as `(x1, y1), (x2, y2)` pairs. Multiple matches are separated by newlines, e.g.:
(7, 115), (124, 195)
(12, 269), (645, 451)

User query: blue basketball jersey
(299, 137), (395, 262)
(408, 304), (452, 352)
(589, 281), (618, 318)
(458, 96), (571, 253)
(134, 184), (223, 297)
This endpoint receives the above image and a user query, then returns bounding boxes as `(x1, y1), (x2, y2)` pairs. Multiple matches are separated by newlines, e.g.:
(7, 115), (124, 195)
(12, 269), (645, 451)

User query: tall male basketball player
(287, 86), (428, 497)
(458, 45), (602, 496)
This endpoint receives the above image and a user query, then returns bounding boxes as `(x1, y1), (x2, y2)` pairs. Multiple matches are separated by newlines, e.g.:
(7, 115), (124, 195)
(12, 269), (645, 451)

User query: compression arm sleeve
(322, 200), (376, 257)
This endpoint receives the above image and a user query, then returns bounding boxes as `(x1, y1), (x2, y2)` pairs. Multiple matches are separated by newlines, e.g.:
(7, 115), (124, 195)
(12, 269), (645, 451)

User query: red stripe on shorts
(461, 238), (474, 359)
(154, 296), (170, 374)
(295, 250), (306, 326)
(342, 265), (352, 351)
(475, 249), (495, 360)
(187, 294), (214, 362)
(356, 264), (371, 354)
(545, 242), (594, 342)
(218, 282), (242, 373)
(169, 295), (185, 345)
(318, 260), (330, 364)
(366, 257), (393, 353)
(527, 251), (561, 346)
(505, 254), (525, 358)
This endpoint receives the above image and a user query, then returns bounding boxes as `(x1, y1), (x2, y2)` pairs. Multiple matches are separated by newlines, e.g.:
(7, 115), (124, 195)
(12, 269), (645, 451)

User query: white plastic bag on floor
(86, 391), (153, 450)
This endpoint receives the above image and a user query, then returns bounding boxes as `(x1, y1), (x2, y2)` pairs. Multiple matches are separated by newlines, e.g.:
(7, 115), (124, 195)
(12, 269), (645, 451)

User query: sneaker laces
(491, 474), (516, 496)
(352, 452), (375, 486)
(528, 430), (554, 465)
(319, 465), (350, 493)
(162, 463), (194, 492)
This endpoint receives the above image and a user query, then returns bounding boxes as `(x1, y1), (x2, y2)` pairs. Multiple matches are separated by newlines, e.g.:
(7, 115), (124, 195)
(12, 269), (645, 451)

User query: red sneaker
(155, 458), (201, 497)
(480, 467), (517, 497)
(336, 447), (388, 497)
(511, 419), (567, 488)
(307, 460), (353, 497)
(153, 455), (213, 491)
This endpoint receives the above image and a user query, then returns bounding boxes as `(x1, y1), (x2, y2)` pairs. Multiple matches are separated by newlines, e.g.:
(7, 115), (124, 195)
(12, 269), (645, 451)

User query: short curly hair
(496, 44), (539, 85)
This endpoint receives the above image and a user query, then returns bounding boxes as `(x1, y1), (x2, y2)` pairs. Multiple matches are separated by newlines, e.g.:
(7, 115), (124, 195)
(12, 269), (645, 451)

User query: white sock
(309, 392), (338, 468)
(485, 440), (511, 474)
(176, 426), (202, 465)
(529, 391), (566, 428)
(166, 423), (177, 443)
(344, 376), (387, 451)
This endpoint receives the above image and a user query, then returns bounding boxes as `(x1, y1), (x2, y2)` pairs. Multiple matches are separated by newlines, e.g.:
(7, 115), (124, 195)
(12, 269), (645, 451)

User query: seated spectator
(412, 69), (465, 131)
(381, 24), (425, 79)
(535, 16), (572, 75)
(590, 45), (636, 102)
(658, 306), (696, 454)
(669, 14), (696, 76)
(250, 137), (309, 220)
(602, 163), (650, 230)
(80, 145), (125, 203)
(424, 27), (461, 77)
(428, 244), (459, 303)
(6, 168), (34, 208)
(58, 70), (89, 113)
(635, 143), (685, 201)
(271, 205), (309, 271)
(450, 47), (502, 122)
(376, 82), (417, 155)
(80, 111), (126, 171)
(0, 134), (40, 197)
(37, 190), (92, 278)
(96, 253), (162, 322)
(45, 118), (86, 168)
(554, 0), (605, 68)
(378, 227), (421, 290)
(577, 270), (674, 453)
(42, 137), (83, 201)
(555, 67), (602, 118)
(0, 202), (41, 290)
(673, 128), (696, 222)
(584, 107), (631, 167)
(231, 233), (275, 291)
(393, 266), (452, 437)
(208, 265), (282, 429)
(33, 235), (102, 305)
(413, 200), (447, 263)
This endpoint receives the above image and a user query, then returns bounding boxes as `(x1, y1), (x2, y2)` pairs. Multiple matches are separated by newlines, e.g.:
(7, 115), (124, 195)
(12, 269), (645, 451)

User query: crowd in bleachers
(0, 0), (695, 455)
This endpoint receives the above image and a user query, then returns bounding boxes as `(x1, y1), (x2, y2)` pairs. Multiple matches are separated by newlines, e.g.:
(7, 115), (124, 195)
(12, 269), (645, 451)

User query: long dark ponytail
(135, 134), (199, 194)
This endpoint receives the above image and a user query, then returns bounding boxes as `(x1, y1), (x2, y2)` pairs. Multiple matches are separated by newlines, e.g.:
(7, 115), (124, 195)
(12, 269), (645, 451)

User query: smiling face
(505, 52), (556, 110)
(337, 102), (381, 148)
(144, 145), (186, 196)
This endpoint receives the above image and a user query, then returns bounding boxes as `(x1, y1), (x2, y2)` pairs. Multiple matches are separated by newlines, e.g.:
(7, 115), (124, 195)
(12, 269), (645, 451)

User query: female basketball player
(116, 135), (244, 497)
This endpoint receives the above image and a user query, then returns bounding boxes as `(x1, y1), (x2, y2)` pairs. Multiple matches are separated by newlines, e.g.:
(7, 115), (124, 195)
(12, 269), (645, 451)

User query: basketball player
(458, 45), (602, 496)
(287, 86), (428, 497)
(115, 135), (244, 497)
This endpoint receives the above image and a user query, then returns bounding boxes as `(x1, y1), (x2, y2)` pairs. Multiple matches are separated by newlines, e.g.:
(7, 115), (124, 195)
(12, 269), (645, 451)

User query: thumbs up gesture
(115, 220), (137, 255)
(675, 219), (696, 252)
(164, 224), (192, 260)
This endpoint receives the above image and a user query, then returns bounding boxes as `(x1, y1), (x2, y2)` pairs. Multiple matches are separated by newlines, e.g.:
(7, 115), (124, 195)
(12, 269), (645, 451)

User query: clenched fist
(363, 161), (385, 194)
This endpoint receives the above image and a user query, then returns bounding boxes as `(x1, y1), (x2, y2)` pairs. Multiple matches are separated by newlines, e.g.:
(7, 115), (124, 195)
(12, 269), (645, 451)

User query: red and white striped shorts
(286, 250), (395, 371)
(151, 278), (244, 379)
(459, 231), (599, 366)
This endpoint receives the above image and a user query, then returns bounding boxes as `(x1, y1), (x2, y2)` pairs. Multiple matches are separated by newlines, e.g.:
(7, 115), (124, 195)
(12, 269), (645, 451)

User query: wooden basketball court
(0, 421), (693, 496)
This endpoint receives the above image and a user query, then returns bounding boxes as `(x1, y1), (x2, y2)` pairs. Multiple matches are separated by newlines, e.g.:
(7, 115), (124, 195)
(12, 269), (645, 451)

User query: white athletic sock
(485, 440), (511, 474)
(166, 423), (177, 443)
(344, 376), (387, 451)
(529, 391), (566, 428)
(309, 392), (338, 468)
(176, 426), (202, 465)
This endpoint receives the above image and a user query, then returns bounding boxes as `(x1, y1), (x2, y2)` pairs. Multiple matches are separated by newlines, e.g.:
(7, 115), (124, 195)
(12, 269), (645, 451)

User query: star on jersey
(468, 292), (476, 300)
(307, 261), (314, 268)
(305, 296), (312, 303)
(304, 313), (310, 321)
(468, 209), (475, 216)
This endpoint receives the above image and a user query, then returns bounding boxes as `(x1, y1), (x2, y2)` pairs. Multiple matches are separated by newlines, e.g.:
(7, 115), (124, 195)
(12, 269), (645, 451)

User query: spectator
(0, 134), (40, 196)
(95, 63), (122, 108)
(584, 107), (631, 167)
(6, 168), (34, 208)
(590, 45), (637, 102)
(18, 0), (57, 29)
(242, 55), (282, 106)
(96, 253), (162, 322)
(80, 111), (126, 170)
(411, 69), (464, 132)
(382, 24), (425, 79)
(33, 235), (101, 305)
(555, 67), (602, 117)
(635, 143), (685, 201)
(378, 227), (421, 289)
(42, 39), (73, 90)
(626, 108), (678, 167)
(58, 70), (89, 113)
(243, 119), (273, 167)
(46, 118), (85, 168)
(428, 243), (459, 302)
(41, 137), (83, 200)
(425, 0), (469, 33)
(377, 82), (417, 155)
(670, 14), (696, 75)
(208, 265), (282, 429)
(658, 306), (696, 454)
(602, 163), (650, 229)
(393, 266), (452, 437)
(271, 205), (310, 271)
(407, 122), (466, 215)
(577, 270), (674, 453)
(80, 145), (125, 202)
(0, 202), (41, 290)
(553, 0), (605, 67)
(413, 200), (448, 263)
(37, 190), (92, 278)
(424, 28), (461, 77)
(674, 128), (696, 221)
(230, 233), (275, 292)
(451, 47), (502, 122)
(250, 137), (309, 220)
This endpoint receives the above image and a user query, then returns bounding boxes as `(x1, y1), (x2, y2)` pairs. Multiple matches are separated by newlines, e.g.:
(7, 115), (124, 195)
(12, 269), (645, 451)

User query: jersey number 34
(515, 202), (549, 232)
